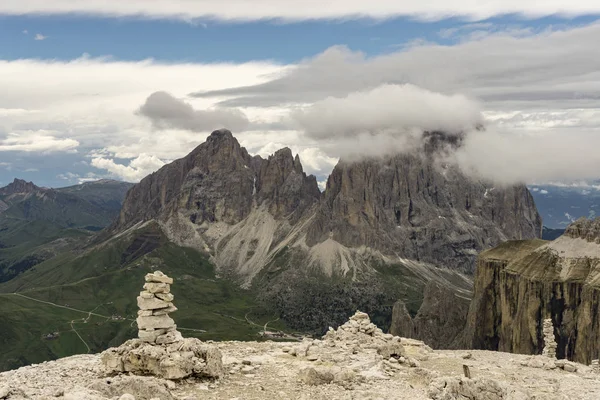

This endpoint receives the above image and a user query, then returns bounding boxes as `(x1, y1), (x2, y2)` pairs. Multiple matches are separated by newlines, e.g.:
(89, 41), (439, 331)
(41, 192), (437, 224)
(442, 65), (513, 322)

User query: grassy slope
(0, 223), (287, 371)
(0, 218), (91, 283)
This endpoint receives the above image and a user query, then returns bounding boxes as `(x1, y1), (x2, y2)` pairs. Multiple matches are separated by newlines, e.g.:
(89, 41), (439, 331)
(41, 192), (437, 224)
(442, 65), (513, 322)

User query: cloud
(34, 33), (47, 41)
(1, 1), (599, 21)
(91, 153), (166, 182)
(0, 131), (79, 152)
(291, 84), (482, 140)
(193, 23), (600, 112)
(138, 91), (250, 132)
(57, 171), (106, 184)
(448, 126), (600, 185)
(22, 29), (28, 34)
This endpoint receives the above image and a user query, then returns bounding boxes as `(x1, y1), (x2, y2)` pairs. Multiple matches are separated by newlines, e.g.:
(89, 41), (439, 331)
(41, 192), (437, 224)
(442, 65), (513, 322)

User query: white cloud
(0, 131), (79, 152)
(449, 126), (600, 185)
(34, 33), (47, 41)
(292, 84), (482, 139)
(22, 29), (28, 34)
(58, 171), (107, 184)
(1, 1), (599, 21)
(0, 56), (283, 176)
(91, 153), (166, 182)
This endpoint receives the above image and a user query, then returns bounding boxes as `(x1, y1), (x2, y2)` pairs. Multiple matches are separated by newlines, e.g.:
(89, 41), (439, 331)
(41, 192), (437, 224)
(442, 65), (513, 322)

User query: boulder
(101, 338), (224, 380)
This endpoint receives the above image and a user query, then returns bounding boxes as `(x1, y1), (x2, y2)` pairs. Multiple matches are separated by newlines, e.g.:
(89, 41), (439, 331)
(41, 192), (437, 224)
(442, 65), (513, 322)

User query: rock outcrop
(102, 271), (224, 380)
(465, 218), (600, 364)
(390, 281), (470, 349)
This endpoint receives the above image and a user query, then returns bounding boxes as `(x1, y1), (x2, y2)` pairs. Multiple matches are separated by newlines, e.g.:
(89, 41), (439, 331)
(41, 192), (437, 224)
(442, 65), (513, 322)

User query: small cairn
(101, 270), (224, 380)
(541, 318), (557, 359)
(136, 271), (182, 345)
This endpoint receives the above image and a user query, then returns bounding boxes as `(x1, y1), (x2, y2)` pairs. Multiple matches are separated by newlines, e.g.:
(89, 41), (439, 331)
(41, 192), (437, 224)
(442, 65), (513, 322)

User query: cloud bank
(1, 0), (599, 21)
(292, 84), (482, 140)
(2, 22), (600, 187)
(194, 23), (600, 113)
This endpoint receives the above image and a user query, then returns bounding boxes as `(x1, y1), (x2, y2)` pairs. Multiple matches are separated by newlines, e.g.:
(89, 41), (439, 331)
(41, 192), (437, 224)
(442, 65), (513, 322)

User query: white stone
(136, 315), (175, 330)
(143, 282), (171, 294)
(155, 331), (183, 345)
(152, 305), (178, 315)
(138, 328), (168, 343)
(155, 292), (174, 302)
(137, 296), (171, 310)
(145, 271), (173, 284)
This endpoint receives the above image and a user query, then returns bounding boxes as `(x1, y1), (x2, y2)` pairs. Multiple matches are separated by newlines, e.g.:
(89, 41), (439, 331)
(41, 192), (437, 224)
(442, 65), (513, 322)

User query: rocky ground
(2, 312), (600, 400)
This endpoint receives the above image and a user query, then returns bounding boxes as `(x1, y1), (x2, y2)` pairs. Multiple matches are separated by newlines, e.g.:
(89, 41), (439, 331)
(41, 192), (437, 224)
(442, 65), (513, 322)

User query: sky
(1, 1), (600, 190)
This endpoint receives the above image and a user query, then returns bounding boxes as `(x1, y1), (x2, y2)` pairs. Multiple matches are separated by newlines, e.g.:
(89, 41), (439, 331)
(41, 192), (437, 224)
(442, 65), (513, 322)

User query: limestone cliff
(465, 218), (600, 364)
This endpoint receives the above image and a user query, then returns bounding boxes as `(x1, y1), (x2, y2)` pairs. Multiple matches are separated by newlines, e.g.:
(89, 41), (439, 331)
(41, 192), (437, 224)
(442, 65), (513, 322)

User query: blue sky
(2, 14), (599, 63)
(1, 2), (600, 190)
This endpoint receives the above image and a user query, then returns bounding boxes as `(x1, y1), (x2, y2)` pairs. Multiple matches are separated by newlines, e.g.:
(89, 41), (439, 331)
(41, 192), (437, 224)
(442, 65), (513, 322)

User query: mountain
(0, 129), (542, 369)
(109, 129), (540, 332)
(0, 179), (133, 231)
(529, 183), (600, 228)
(0, 179), (133, 284)
(464, 217), (600, 364)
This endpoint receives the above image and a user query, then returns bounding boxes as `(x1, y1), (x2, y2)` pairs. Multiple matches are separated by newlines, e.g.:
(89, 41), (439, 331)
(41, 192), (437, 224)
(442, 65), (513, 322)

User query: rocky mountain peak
(0, 178), (40, 196)
(114, 130), (319, 232)
(564, 217), (600, 243)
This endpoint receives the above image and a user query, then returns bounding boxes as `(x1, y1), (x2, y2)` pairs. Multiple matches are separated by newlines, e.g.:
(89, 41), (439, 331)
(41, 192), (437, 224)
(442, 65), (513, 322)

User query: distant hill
(0, 178), (133, 284)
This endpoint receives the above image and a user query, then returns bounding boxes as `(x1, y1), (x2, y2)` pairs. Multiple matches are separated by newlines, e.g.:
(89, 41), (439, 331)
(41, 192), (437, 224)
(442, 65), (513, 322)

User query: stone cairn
(541, 318), (557, 359)
(136, 271), (182, 345)
(101, 271), (224, 380)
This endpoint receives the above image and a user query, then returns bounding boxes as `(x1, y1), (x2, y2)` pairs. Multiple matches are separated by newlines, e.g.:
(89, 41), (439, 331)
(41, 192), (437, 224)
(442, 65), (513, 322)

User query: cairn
(541, 318), (557, 359)
(101, 270), (224, 380)
(136, 271), (183, 345)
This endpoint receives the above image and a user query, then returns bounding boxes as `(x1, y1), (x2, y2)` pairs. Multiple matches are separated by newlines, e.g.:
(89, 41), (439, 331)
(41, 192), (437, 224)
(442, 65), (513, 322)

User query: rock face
(108, 129), (541, 332)
(464, 218), (600, 364)
(390, 281), (470, 349)
(306, 154), (541, 273)
(102, 271), (223, 380)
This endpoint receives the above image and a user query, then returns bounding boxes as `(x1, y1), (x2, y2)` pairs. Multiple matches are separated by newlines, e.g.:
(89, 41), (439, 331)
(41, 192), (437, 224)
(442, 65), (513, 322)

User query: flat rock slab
(137, 296), (172, 310)
(136, 315), (175, 330)
(145, 271), (173, 285)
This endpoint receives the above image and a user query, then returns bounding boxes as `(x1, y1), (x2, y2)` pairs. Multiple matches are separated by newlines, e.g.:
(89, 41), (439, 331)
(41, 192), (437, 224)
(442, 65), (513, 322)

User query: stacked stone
(591, 359), (599, 372)
(541, 318), (557, 359)
(136, 271), (183, 345)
